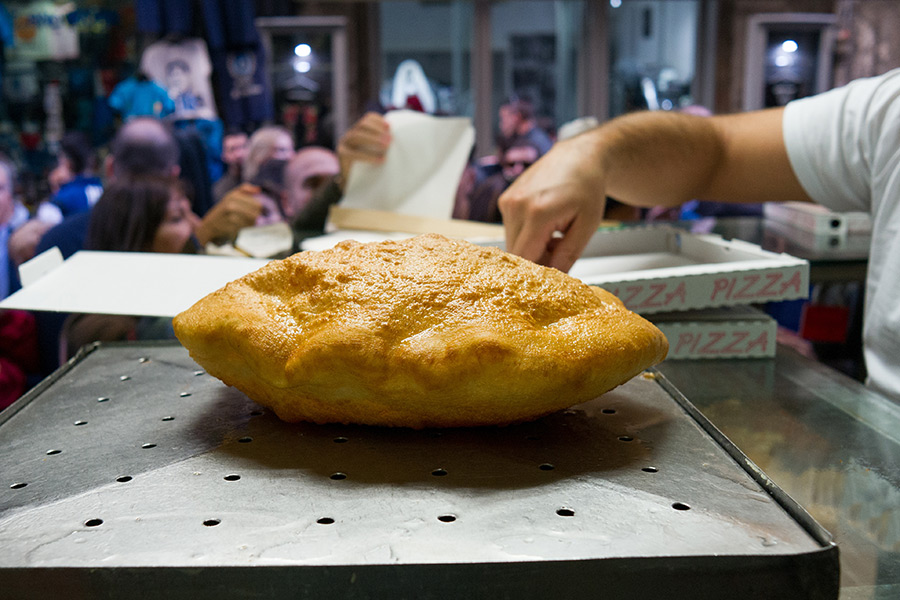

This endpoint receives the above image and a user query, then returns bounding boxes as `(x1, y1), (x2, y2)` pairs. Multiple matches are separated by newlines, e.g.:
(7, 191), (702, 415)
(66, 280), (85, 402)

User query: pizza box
(650, 306), (777, 359)
(763, 202), (872, 236)
(566, 227), (809, 314)
(762, 219), (871, 256)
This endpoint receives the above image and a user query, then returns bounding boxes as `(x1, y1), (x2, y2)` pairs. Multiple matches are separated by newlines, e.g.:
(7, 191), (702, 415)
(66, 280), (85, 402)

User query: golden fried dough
(173, 234), (667, 428)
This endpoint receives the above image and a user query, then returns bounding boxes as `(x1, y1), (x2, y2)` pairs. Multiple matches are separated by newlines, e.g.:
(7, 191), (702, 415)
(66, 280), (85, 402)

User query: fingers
(501, 193), (562, 265)
(8, 220), (53, 266)
(337, 112), (392, 178)
(197, 185), (264, 244)
(499, 183), (605, 273)
(545, 203), (605, 273)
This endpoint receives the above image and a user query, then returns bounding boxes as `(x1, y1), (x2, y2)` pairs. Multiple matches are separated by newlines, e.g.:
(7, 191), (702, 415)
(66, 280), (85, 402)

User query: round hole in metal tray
(642, 466), (659, 473)
(224, 474), (241, 481)
(601, 408), (617, 415)
(250, 410), (264, 417)
(139, 357), (150, 364)
(120, 375), (131, 381)
(333, 436), (349, 444)
(84, 518), (103, 527)
(556, 508), (575, 517)
(10, 482), (28, 489)
(193, 370), (205, 376)
(161, 416), (175, 422)
(142, 443), (157, 449)
(317, 517), (335, 525)
(330, 472), (347, 480)
(203, 519), (221, 527)
(46, 449), (62, 455)
(672, 502), (691, 511)
(116, 476), (132, 483)
(437, 515), (456, 523)
(97, 397), (110, 403)
(618, 435), (634, 442)
(431, 468), (448, 477)
(74, 420), (88, 426)
(538, 463), (555, 471)
(238, 437), (253, 444)
(179, 392), (192, 398)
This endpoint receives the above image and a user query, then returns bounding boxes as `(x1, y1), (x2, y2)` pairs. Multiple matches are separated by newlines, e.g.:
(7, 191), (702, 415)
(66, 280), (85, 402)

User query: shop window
(256, 16), (350, 149)
(608, 0), (700, 116)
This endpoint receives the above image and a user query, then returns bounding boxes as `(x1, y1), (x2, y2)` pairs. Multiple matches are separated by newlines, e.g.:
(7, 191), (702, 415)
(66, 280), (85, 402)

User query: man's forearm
(580, 107), (810, 207)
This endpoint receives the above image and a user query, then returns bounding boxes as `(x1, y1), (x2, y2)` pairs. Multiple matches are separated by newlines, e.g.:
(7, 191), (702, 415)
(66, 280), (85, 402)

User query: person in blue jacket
(51, 132), (104, 218)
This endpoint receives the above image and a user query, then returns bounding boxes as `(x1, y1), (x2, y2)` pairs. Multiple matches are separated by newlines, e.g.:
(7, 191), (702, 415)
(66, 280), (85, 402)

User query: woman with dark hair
(62, 176), (201, 358)
(85, 175), (199, 254)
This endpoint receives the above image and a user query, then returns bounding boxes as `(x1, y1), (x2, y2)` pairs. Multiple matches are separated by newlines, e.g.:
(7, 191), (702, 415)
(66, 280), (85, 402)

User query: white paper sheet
(340, 110), (475, 219)
(0, 251), (269, 318)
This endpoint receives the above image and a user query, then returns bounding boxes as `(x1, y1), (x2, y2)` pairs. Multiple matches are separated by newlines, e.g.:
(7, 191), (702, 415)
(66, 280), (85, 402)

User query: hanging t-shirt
(108, 76), (175, 120)
(213, 45), (273, 128)
(140, 38), (218, 121)
(10, 1), (79, 61)
(0, 5), (14, 48)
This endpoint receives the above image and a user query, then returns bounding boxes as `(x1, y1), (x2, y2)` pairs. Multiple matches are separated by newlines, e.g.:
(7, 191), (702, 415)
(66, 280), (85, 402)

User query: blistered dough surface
(173, 234), (668, 428)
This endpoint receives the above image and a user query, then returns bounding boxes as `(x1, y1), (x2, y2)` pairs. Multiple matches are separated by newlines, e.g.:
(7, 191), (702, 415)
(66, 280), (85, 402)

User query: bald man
(282, 147), (340, 220)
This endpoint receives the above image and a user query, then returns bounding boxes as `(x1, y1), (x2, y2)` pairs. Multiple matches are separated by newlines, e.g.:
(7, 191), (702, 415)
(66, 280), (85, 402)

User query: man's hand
(8, 219), (53, 266)
(195, 183), (263, 245)
(498, 135), (607, 273)
(336, 112), (391, 189)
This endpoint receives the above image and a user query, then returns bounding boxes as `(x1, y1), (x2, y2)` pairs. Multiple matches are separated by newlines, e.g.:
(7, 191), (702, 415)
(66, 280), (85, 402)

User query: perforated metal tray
(0, 342), (838, 599)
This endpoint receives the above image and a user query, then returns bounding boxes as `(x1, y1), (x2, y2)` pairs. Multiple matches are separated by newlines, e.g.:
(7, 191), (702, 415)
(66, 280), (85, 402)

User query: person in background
(282, 146), (340, 220)
(0, 156), (18, 299)
(50, 131), (104, 218)
(292, 113), (391, 238)
(248, 158), (290, 227)
(498, 97), (553, 157)
(0, 156), (40, 408)
(61, 176), (200, 359)
(466, 140), (541, 223)
(498, 69), (900, 403)
(242, 125), (294, 183)
(212, 129), (248, 202)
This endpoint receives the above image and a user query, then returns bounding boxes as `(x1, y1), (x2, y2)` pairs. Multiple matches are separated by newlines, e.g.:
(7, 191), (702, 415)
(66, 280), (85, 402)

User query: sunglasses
(503, 160), (534, 169)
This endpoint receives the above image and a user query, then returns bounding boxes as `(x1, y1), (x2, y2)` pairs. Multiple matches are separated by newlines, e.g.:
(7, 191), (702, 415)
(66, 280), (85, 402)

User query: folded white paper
(1, 250), (269, 318)
(340, 110), (475, 219)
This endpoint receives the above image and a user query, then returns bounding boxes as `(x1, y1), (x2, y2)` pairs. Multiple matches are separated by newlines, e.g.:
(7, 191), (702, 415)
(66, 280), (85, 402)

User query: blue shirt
(108, 77), (175, 120)
(52, 175), (103, 217)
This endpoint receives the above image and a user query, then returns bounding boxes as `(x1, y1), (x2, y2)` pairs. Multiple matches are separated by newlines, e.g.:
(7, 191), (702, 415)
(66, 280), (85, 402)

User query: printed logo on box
(670, 329), (771, 358)
(605, 268), (805, 312)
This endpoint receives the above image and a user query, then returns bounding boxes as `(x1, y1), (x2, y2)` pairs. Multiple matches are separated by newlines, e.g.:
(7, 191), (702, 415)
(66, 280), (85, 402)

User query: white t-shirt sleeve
(783, 69), (900, 214)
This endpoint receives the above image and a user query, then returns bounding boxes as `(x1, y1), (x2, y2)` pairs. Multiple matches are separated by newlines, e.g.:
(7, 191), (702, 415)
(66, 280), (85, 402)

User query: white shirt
(784, 69), (900, 403)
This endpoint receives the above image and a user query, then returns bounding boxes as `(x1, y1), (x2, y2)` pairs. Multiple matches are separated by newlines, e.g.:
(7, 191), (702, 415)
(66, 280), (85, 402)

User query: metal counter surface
(0, 342), (837, 599)
(657, 348), (900, 600)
